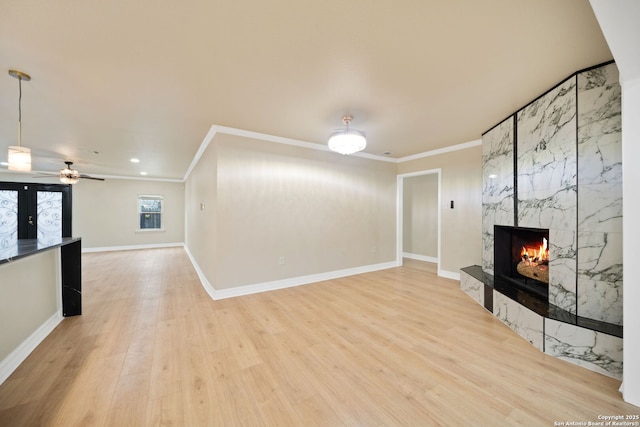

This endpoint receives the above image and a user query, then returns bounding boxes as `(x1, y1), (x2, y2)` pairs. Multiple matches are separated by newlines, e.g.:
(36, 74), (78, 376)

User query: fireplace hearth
(494, 225), (549, 303)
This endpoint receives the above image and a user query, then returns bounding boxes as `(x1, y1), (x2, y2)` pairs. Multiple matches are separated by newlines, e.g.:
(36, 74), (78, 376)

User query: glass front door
(0, 182), (71, 244)
(37, 191), (63, 245)
(0, 189), (18, 257)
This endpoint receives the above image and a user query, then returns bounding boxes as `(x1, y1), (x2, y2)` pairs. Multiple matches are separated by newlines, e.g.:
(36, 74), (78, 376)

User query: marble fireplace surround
(461, 61), (623, 379)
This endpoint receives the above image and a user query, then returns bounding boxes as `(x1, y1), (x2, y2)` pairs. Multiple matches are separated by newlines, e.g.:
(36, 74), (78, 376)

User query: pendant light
(7, 70), (32, 172)
(328, 114), (366, 155)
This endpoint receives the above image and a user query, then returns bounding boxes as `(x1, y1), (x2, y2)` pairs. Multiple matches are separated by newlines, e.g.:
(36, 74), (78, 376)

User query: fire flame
(521, 237), (548, 264)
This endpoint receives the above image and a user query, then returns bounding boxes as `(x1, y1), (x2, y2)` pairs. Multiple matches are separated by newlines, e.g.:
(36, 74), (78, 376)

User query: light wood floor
(0, 249), (637, 426)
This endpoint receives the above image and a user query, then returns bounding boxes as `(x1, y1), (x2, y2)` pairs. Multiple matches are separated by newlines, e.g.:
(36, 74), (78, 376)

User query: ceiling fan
(37, 161), (105, 184)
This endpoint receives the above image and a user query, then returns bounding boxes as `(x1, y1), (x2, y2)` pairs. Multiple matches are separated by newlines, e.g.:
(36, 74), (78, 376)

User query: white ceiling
(0, 0), (612, 180)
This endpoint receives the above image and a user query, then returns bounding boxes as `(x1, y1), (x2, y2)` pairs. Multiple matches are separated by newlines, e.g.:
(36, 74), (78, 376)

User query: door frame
(396, 168), (442, 275)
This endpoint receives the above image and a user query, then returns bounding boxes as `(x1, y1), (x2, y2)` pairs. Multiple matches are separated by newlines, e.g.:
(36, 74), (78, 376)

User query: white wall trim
(397, 139), (482, 163)
(183, 125), (397, 181)
(183, 125), (485, 182)
(82, 242), (184, 253)
(403, 252), (438, 263)
(184, 244), (399, 300)
(212, 262), (399, 300)
(0, 311), (63, 385)
(438, 270), (461, 281)
(182, 125), (219, 182)
(183, 246), (218, 300)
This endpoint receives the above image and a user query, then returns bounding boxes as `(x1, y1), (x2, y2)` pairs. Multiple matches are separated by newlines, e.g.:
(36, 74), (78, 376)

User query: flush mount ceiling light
(328, 114), (366, 155)
(7, 70), (32, 172)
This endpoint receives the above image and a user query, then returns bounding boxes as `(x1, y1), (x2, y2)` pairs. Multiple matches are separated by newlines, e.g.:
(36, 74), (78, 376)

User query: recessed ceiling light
(140, 171), (147, 176)
(130, 158), (140, 163)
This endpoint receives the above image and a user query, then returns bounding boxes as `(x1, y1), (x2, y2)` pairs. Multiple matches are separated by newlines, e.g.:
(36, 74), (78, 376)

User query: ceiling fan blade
(79, 174), (105, 181)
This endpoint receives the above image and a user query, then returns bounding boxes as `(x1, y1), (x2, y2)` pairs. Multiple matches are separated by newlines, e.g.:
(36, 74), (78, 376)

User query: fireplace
(494, 225), (549, 305)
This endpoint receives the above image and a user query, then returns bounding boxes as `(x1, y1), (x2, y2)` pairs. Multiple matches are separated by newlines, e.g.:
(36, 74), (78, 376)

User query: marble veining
(494, 291), (544, 350)
(460, 272), (484, 306)
(517, 187), (576, 230)
(544, 318), (622, 379)
(482, 118), (514, 274)
(548, 229), (577, 313)
(578, 135), (622, 186)
(478, 62), (623, 381)
(578, 184), (622, 232)
(577, 231), (623, 325)
(517, 79), (577, 195)
(577, 62), (623, 325)
(482, 199), (514, 274)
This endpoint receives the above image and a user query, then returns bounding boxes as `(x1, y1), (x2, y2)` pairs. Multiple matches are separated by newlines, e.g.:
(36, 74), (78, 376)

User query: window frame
(137, 194), (164, 232)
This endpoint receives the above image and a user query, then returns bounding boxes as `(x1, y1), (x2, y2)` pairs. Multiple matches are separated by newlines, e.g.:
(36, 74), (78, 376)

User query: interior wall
(620, 75), (640, 407)
(0, 172), (186, 249)
(402, 173), (438, 259)
(397, 145), (482, 274)
(0, 249), (59, 362)
(184, 140), (218, 285)
(72, 178), (185, 249)
(185, 133), (397, 290)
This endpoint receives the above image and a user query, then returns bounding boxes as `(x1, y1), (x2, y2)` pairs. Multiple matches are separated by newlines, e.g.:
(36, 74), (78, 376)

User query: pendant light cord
(17, 75), (22, 147)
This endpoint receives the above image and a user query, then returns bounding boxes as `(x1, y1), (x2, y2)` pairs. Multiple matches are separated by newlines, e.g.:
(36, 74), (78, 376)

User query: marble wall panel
(517, 78), (577, 313)
(544, 318), (623, 379)
(578, 133), (621, 186)
(482, 118), (514, 274)
(577, 184), (622, 232)
(577, 231), (623, 325)
(517, 188), (576, 230)
(548, 229), (576, 312)
(517, 78), (577, 196)
(460, 271), (484, 306)
(577, 63), (623, 325)
(494, 291), (544, 351)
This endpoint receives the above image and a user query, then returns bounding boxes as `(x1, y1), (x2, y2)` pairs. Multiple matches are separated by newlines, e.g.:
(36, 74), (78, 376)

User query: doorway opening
(397, 169), (441, 276)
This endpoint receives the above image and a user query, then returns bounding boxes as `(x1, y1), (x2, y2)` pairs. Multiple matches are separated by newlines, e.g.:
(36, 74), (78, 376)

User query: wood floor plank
(0, 248), (637, 426)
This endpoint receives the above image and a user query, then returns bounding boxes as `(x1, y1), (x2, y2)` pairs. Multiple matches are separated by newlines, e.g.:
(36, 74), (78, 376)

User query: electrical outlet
(371, 246), (377, 253)
(278, 256), (285, 265)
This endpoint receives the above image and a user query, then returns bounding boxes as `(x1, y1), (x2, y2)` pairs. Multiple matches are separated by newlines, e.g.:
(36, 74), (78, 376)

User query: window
(138, 195), (163, 230)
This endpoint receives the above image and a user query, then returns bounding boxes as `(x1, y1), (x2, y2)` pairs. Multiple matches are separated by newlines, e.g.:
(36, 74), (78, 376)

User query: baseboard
(402, 252), (438, 263)
(401, 253), (457, 280)
(184, 246), (399, 300)
(0, 311), (63, 386)
(82, 242), (185, 253)
(439, 269), (461, 281)
(183, 246), (217, 300)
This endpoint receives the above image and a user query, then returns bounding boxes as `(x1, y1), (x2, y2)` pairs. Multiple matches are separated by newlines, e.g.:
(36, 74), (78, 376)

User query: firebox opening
(494, 225), (550, 302)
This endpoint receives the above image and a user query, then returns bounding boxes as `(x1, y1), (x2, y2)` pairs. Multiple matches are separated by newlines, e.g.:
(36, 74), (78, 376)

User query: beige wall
(0, 172), (185, 249)
(72, 178), (185, 248)
(403, 173), (438, 258)
(0, 249), (59, 362)
(398, 146), (482, 273)
(186, 133), (397, 290)
(185, 141), (218, 284)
